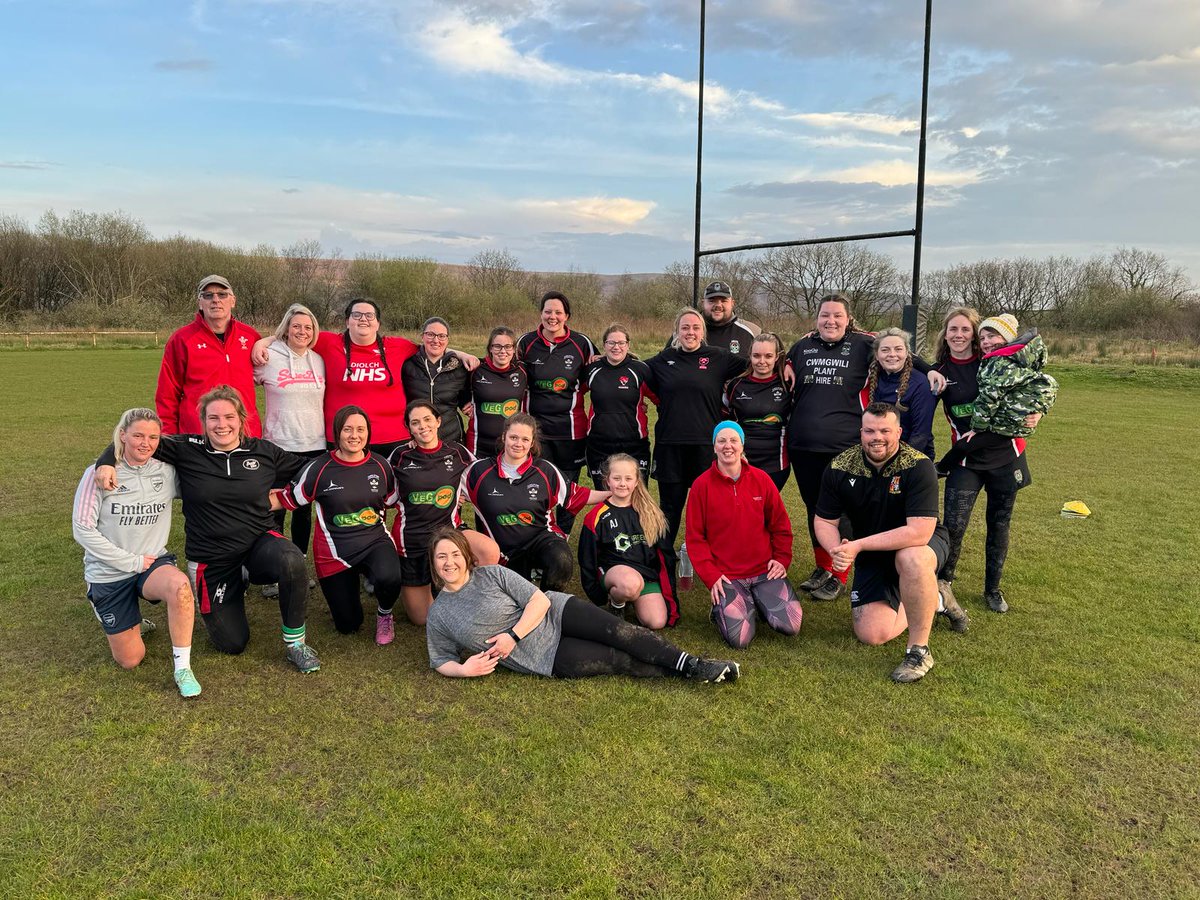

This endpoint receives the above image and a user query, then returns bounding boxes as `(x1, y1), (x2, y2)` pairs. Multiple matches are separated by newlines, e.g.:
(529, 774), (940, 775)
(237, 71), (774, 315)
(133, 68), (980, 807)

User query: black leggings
(273, 506), (313, 555)
(941, 485), (1017, 594)
(198, 532), (308, 655)
(551, 597), (690, 679)
(539, 439), (586, 534)
(790, 450), (845, 547)
(318, 541), (403, 634)
(655, 443), (715, 546)
(506, 531), (574, 592)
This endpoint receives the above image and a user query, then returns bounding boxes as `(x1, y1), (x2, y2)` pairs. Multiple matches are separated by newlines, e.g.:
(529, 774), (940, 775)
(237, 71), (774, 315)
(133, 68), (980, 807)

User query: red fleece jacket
(684, 461), (793, 587)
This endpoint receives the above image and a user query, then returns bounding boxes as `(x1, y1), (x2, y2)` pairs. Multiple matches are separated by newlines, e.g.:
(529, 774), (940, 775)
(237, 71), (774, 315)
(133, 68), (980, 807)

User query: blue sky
(2, 0), (1198, 278)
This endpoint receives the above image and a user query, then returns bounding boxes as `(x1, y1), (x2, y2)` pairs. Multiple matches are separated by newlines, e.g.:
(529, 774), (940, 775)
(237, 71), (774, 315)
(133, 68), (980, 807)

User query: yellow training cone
(1061, 500), (1091, 518)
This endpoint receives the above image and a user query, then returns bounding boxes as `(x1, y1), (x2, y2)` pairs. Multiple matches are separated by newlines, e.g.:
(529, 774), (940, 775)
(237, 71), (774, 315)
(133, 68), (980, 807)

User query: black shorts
(652, 443), (713, 485)
(398, 553), (432, 587)
(849, 529), (949, 611)
(87, 554), (178, 635)
(946, 455), (1032, 494)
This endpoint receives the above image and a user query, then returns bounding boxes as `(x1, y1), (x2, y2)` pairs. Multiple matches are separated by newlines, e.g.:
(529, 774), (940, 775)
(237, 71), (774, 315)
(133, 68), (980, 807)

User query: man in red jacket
(155, 275), (262, 436)
(685, 421), (803, 649)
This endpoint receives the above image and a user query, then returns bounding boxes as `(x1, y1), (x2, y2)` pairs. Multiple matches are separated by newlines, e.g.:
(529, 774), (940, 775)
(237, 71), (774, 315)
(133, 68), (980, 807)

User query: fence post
(25, 334), (30, 349)
(92, 332), (97, 347)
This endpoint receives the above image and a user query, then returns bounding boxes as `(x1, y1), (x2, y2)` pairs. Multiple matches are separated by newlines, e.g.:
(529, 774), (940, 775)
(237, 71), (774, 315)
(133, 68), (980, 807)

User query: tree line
(1, 210), (1195, 348)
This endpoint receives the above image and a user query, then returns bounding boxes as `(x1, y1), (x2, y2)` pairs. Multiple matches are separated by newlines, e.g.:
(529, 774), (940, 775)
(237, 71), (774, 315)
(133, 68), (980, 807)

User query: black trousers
(318, 541), (403, 633)
(539, 438), (587, 534)
(196, 532), (308, 655)
(653, 443), (715, 547)
(551, 597), (689, 679)
(791, 450), (843, 547)
(506, 531), (574, 592)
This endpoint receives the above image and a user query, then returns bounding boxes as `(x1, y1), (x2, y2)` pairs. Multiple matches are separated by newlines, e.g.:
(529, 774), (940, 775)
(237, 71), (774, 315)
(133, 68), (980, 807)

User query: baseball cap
(198, 275), (232, 293)
(704, 281), (732, 299)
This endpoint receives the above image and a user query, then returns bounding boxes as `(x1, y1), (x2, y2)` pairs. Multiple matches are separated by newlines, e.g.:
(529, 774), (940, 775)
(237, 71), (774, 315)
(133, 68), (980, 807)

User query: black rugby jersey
(644, 346), (746, 445)
(724, 373), (791, 473)
(583, 357), (653, 449)
(99, 435), (306, 563)
(284, 451), (396, 578)
(516, 326), (597, 440)
(815, 443), (947, 542)
(387, 441), (474, 556)
(785, 332), (874, 454)
(935, 354), (1025, 469)
(461, 456), (589, 556)
(578, 501), (679, 625)
(464, 359), (527, 457)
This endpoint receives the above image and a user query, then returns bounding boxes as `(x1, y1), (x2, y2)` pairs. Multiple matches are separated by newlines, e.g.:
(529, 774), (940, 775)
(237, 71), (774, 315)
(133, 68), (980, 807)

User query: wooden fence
(0, 331), (159, 348)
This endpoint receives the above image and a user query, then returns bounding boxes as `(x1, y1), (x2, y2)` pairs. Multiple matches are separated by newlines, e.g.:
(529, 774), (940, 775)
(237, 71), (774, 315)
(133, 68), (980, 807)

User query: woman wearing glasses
(464, 326), (527, 458)
(252, 299), (477, 457)
(401, 316), (471, 443)
(581, 324), (655, 489)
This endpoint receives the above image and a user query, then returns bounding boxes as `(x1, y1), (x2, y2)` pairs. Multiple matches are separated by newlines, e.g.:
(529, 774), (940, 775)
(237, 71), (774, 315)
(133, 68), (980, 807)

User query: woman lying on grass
(424, 528), (739, 683)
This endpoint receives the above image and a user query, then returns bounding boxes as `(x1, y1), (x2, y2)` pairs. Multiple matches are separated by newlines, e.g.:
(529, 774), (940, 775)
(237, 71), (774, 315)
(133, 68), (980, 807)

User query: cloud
(828, 160), (981, 188)
(787, 112), (919, 136)
(419, 13), (574, 84)
(0, 160), (56, 170)
(282, 188), (302, 194)
(516, 196), (656, 229)
(153, 58), (215, 72)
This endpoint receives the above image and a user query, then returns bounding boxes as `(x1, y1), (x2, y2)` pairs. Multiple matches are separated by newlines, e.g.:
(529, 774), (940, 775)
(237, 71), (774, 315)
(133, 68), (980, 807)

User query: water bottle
(678, 543), (694, 592)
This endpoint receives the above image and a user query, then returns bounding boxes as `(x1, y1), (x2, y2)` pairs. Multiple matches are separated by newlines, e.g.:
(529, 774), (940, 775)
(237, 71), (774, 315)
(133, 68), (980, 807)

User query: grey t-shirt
(426, 565), (570, 677)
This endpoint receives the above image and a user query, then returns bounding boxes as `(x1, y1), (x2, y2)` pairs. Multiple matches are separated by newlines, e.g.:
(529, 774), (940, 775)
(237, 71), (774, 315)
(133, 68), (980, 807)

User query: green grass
(1, 350), (1197, 898)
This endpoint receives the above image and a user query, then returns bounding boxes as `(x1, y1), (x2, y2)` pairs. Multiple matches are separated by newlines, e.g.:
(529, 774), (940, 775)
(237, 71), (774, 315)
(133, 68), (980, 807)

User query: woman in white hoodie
(255, 303), (327, 554)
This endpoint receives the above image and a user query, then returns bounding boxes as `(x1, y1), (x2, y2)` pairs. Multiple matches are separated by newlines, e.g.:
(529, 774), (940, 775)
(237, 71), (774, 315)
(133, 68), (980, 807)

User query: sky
(2, 0), (1198, 279)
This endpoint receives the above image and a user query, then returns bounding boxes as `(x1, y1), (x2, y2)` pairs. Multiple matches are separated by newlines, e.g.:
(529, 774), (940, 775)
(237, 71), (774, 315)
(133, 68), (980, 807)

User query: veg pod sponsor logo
(332, 507), (381, 527)
(480, 400), (521, 418)
(533, 378), (569, 392)
(408, 486), (456, 508)
(496, 510), (536, 526)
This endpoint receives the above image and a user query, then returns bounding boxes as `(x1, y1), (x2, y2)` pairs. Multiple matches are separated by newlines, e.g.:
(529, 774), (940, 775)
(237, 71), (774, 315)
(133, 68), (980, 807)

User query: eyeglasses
(423, 331), (449, 341)
(489, 343), (515, 352)
(199, 291), (232, 300)
(349, 311), (377, 321)
(604, 340), (628, 349)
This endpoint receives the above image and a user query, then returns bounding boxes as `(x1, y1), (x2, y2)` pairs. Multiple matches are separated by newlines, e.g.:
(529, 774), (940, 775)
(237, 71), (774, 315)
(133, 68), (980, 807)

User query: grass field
(1, 350), (1197, 898)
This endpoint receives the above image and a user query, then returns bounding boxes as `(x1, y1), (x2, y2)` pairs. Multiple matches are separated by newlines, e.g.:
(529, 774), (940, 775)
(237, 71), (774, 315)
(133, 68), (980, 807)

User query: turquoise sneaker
(174, 667), (202, 699)
(286, 642), (321, 674)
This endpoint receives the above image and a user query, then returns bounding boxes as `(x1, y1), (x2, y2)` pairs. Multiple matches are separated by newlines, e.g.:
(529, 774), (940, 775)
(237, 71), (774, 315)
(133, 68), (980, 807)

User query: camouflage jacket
(970, 330), (1059, 437)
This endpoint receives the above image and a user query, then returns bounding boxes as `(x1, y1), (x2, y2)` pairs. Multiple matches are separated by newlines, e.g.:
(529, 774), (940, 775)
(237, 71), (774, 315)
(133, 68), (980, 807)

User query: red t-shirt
(313, 331), (418, 443)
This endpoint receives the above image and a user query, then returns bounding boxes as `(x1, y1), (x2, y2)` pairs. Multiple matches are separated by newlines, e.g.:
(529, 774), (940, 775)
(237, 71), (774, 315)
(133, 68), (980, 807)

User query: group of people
(73, 274), (1057, 697)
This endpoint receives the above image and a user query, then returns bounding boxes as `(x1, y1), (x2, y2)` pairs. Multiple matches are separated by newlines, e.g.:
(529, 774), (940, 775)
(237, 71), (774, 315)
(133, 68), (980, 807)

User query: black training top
(387, 440), (474, 556)
(704, 317), (760, 359)
(934, 355), (1026, 470)
(577, 501), (679, 625)
(517, 326), (597, 441)
(815, 443), (947, 542)
(400, 350), (471, 443)
(583, 357), (654, 450)
(465, 359), (528, 457)
(283, 451), (396, 577)
(99, 435), (306, 563)
(461, 455), (590, 556)
(644, 345), (747, 446)
(785, 332), (874, 454)
(724, 373), (792, 474)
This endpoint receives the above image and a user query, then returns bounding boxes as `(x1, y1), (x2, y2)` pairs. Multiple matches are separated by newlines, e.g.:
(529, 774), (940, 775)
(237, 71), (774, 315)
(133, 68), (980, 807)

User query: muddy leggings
(551, 597), (692, 679)
(940, 485), (1017, 594)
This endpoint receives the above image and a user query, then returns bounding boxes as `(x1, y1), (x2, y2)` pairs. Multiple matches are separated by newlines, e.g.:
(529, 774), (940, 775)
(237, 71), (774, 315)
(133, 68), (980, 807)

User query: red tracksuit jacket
(156, 314), (262, 436)
(684, 461), (793, 587)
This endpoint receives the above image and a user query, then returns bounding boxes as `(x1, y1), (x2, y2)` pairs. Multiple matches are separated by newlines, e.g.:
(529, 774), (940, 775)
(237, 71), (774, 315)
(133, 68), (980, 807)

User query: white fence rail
(0, 331), (160, 348)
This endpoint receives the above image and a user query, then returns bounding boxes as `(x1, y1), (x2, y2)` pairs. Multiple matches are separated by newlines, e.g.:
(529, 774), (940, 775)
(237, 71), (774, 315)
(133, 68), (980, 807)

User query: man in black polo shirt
(814, 402), (969, 683)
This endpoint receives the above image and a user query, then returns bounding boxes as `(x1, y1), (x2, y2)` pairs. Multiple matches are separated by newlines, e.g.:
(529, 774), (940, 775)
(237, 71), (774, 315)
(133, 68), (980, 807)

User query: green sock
(282, 624), (305, 646)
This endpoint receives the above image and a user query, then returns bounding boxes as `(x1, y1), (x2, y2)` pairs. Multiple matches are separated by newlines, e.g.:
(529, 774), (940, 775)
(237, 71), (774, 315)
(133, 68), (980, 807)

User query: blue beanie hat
(713, 420), (745, 444)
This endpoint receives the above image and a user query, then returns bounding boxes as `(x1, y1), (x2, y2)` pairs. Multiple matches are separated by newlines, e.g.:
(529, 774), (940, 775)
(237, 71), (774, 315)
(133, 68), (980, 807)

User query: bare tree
(752, 243), (901, 324)
(1108, 247), (1192, 301)
(466, 248), (527, 295)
